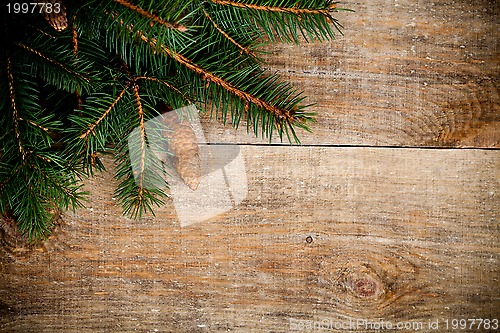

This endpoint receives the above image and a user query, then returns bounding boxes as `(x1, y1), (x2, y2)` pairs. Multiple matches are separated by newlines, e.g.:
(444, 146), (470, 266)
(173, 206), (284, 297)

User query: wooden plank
(1, 148), (498, 332)
(201, 0), (500, 147)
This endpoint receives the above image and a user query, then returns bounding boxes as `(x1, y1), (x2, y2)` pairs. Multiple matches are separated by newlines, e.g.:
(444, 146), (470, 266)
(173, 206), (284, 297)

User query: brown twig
(132, 84), (146, 193)
(113, 0), (188, 32)
(201, 7), (256, 57)
(71, 18), (84, 110)
(135, 76), (193, 105)
(71, 17), (78, 56)
(20, 117), (50, 133)
(79, 82), (131, 139)
(6, 56), (25, 159)
(17, 43), (90, 83)
(208, 0), (337, 15)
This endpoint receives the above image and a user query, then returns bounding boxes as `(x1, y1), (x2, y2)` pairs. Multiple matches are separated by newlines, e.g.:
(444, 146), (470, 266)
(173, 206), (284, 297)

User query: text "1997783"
(6, 3), (61, 14)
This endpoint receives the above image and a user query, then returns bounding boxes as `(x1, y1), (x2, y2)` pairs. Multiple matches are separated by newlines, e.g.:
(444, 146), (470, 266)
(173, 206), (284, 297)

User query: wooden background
(1, 0), (499, 332)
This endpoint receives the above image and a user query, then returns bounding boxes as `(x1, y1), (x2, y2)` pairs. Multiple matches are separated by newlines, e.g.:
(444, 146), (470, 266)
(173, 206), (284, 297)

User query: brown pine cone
(162, 112), (200, 190)
(39, 0), (68, 32)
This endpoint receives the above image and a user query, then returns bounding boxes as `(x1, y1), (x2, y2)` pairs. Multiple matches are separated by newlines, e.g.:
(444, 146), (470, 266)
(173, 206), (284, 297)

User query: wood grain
(1, 0), (499, 332)
(201, 0), (500, 147)
(1, 148), (498, 332)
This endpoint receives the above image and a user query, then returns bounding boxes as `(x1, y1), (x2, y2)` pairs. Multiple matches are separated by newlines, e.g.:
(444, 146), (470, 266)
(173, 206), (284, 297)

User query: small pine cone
(39, 0), (68, 32)
(162, 113), (200, 190)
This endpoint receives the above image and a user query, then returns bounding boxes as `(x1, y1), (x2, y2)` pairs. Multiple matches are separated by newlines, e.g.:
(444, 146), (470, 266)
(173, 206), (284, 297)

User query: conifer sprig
(0, 0), (346, 240)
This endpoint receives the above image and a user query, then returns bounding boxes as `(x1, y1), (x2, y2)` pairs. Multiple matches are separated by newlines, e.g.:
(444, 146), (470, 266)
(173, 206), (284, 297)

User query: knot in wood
(346, 273), (382, 299)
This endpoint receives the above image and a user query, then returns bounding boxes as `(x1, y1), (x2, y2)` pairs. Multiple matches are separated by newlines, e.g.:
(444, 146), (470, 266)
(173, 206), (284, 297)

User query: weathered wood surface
(202, 0), (500, 147)
(1, 0), (500, 332)
(1, 148), (498, 332)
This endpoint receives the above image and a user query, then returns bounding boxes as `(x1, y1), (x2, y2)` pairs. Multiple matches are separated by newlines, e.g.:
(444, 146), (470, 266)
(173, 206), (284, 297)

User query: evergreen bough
(0, 0), (346, 241)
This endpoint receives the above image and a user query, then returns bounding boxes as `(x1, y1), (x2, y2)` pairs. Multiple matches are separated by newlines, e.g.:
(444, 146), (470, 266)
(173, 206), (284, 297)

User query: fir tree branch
(136, 31), (295, 123)
(112, 0), (188, 32)
(208, 0), (337, 15)
(17, 43), (90, 84)
(79, 82), (131, 139)
(6, 56), (25, 160)
(201, 6), (255, 57)
(105, 10), (297, 122)
(0, 0), (347, 239)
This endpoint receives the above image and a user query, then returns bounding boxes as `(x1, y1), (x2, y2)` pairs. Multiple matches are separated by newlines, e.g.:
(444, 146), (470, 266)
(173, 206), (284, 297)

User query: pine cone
(39, 0), (68, 32)
(162, 112), (200, 190)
